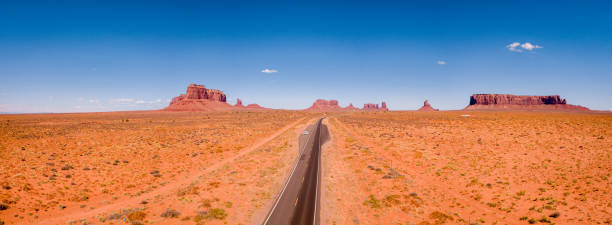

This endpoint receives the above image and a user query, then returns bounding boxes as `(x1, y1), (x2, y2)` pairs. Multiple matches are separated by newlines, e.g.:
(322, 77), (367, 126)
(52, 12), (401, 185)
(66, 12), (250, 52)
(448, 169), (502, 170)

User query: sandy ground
(321, 111), (611, 225)
(0, 110), (321, 224)
(2, 110), (610, 225)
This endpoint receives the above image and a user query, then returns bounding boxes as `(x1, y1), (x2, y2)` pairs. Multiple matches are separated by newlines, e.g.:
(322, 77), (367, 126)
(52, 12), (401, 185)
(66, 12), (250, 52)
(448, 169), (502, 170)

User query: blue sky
(1, 0), (611, 112)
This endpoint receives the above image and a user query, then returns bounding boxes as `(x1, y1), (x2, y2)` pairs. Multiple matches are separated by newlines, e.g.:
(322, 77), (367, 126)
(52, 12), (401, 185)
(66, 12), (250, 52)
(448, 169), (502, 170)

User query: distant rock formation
(245, 103), (267, 110)
(164, 84), (268, 111)
(418, 100), (439, 111)
(307, 99), (344, 111)
(233, 98), (269, 110)
(164, 84), (232, 111)
(363, 101), (389, 111)
(345, 103), (358, 111)
(235, 98), (243, 107)
(363, 103), (378, 110)
(307, 99), (389, 111)
(464, 94), (589, 111)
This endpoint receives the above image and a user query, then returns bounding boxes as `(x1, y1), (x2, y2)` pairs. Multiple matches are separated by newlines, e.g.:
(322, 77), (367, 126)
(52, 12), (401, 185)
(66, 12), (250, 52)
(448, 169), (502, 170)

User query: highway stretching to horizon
(263, 118), (327, 225)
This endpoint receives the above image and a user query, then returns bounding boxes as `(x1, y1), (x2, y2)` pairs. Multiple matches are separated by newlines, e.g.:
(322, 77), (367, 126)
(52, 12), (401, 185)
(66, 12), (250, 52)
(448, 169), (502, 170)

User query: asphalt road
(263, 118), (328, 225)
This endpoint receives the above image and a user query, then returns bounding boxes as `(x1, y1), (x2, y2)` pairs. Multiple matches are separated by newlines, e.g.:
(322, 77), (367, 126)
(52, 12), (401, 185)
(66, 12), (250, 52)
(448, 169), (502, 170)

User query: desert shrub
(61, 165), (73, 170)
(161, 209), (180, 218)
(177, 183), (199, 196)
(363, 195), (382, 209)
(206, 208), (227, 220)
(200, 199), (212, 208)
(538, 216), (552, 223)
(126, 211), (146, 221)
(104, 213), (121, 221)
(429, 211), (453, 224)
(549, 211), (560, 218)
(382, 194), (401, 207)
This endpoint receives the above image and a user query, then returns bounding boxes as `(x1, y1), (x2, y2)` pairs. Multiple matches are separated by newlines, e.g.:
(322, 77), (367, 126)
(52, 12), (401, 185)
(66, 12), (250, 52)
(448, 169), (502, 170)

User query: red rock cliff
(465, 94), (589, 111)
(169, 84), (227, 105)
(469, 94), (566, 105)
(164, 84), (232, 111)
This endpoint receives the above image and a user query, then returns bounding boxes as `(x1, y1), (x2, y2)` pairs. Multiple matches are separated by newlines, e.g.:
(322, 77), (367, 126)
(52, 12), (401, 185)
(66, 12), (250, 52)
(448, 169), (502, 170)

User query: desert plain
(0, 110), (610, 225)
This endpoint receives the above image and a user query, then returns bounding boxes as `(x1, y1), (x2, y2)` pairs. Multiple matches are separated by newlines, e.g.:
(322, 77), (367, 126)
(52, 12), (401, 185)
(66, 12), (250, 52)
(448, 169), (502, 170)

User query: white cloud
(506, 42), (522, 52)
(74, 106), (81, 109)
(156, 99), (161, 102)
(135, 100), (146, 104)
(520, 42), (542, 51)
(437, 60), (446, 65)
(88, 99), (99, 103)
(507, 42), (542, 52)
(261, 68), (278, 74)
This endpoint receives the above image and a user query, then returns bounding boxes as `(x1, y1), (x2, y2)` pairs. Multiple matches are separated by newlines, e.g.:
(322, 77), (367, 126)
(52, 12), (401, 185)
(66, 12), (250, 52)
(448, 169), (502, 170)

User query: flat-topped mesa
(164, 83), (232, 111)
(469, 94), (565, 105)
(465, 94), (589, 111)
(307, 99), (344, 111)
(418, 100), (439, 111)
(169, 84), (227, 105)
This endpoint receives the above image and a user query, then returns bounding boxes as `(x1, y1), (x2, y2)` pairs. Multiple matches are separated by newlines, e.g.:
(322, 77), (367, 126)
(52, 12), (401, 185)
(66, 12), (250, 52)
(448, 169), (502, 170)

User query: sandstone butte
(306, 99), (388, 111)
(464, 94), (590, 111)
(362, 101), (389, 111)
(417, 100), (439, 111)
(163, 84), (268, 111)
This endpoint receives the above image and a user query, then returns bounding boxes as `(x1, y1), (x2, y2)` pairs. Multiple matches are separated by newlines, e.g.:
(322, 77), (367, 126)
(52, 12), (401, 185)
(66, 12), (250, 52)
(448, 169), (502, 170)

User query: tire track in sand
(37, 117), (307, 225)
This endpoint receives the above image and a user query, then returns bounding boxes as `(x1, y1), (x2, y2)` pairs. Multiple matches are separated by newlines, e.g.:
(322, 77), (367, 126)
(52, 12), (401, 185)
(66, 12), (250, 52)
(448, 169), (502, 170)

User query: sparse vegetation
(161, 209), (181, 218)
(363, 195), (382, 209)
(206, 208), (228, 220)
(324, 112), (612, 225)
